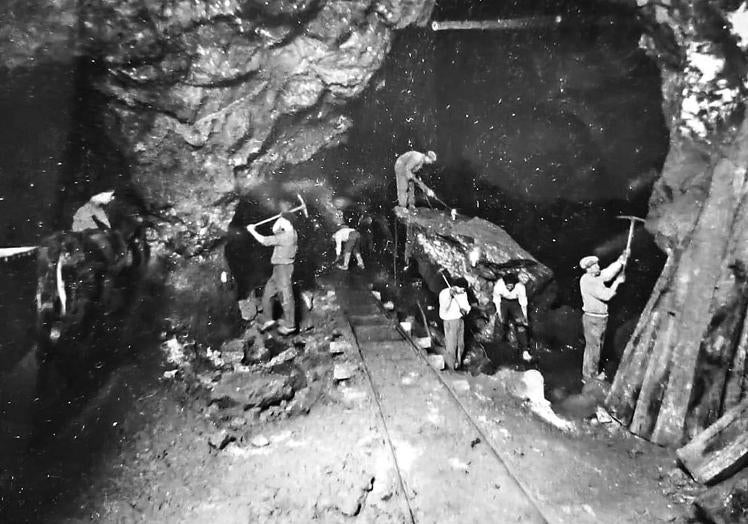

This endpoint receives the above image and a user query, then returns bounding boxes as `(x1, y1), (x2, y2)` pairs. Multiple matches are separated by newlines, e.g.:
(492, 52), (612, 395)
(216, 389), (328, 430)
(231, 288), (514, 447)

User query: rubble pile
(158, 286), (364, 447)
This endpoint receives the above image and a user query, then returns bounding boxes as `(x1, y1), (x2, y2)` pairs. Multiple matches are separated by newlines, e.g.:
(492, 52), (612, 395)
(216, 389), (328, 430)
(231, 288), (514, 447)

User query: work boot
(259, 320), (276, 332)
(277, 325), (296, 336)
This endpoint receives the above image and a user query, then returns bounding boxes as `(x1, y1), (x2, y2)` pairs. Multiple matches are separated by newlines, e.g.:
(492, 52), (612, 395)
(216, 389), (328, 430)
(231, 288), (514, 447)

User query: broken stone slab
(285, 386), (319, 416)
(427, 354), (445, 370)
(264, 347), (298, 368)
(333, 363), (357, 382)
(210, 371), (295, 410)
(208, 429), (234, 450)
(250, 434), (270, 448)
(329, 339), (350, 355)
(237, 298), (259, 321)
(493, 369), (575, 432)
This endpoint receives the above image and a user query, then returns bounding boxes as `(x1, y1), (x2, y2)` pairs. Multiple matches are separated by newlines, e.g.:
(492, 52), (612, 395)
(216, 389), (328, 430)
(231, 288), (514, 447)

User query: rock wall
(640, 0), (748, 247)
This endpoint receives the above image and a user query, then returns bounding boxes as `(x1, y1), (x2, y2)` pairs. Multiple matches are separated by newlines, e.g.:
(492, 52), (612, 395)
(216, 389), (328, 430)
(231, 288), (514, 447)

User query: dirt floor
(9, 274), (707, 524)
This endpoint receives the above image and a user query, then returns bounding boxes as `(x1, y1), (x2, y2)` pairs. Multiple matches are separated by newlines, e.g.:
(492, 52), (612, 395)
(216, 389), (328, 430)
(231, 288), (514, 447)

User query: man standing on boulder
(578, 251), (628, 381)
(394, 150), (437, 209)
(248, 209), (298, 336)
(439, 278), (471, 370)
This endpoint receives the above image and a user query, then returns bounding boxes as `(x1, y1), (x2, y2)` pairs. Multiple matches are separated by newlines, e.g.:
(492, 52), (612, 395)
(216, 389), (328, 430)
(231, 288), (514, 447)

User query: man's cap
(579, 255), (599, 270)
(90, 190), (115, 205)
(426, 150), (437, 162)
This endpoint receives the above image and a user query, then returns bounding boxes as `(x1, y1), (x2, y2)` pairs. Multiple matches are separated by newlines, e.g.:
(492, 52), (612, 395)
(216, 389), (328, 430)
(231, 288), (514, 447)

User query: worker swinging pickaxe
(616, 215), (645, 281)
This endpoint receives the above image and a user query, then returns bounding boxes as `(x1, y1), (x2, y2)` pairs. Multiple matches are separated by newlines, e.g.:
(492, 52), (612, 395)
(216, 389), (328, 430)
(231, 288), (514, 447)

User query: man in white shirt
(438, 279), (471, 370)
(579, 252), (627, 381)
(332, 225), (365, 270)
(248, 213), (298, 335)
(493, 273), (531, 360)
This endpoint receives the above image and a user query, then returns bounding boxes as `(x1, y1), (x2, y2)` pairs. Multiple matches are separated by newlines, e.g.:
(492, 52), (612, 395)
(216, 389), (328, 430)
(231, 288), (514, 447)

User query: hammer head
(617, 215), (645, 223)
(296, 194), (309, 218)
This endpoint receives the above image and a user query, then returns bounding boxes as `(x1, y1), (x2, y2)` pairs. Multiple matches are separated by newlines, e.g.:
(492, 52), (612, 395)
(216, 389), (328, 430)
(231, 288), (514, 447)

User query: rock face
(606, 1), (748, 450)
(80, 0), (434, 228)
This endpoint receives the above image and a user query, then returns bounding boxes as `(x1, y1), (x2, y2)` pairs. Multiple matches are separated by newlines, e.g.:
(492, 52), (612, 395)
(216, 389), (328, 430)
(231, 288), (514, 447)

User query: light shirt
(253, 219), (297, 265)
(332, 227), (355, 257)
(439, 287), (470, 321)
(580, 260), (623, 316)
(72, 201), (110, 231)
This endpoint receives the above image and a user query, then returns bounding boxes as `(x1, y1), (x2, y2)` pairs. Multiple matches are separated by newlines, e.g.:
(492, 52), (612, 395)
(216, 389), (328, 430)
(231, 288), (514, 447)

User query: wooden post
(676, 399), (748, 484)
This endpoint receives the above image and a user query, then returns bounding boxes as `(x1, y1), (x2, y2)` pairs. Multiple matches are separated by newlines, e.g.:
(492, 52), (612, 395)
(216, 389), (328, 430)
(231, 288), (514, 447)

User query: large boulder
(395, 207), (554, 303)
(210, 371), (295, 410)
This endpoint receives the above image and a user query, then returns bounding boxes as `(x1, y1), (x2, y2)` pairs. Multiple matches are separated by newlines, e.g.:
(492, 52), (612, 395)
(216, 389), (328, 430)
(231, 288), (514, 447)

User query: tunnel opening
(293, 1), (671, 389)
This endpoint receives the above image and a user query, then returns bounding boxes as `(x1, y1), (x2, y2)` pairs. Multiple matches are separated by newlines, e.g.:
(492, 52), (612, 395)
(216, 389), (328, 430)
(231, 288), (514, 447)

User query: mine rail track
(334, 273), (550, 524)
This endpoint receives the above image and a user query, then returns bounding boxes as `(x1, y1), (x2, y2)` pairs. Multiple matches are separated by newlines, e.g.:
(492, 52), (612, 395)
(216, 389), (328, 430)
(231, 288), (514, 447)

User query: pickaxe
(617, 214), (645, 273)
(249, 194), (309, 228)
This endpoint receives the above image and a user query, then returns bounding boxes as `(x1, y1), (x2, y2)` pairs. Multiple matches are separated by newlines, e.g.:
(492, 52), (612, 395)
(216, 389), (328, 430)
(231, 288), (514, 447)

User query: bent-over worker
(72, 191), (115, 231)
(332, 225), (365, 271)
(493, 273), (531, 361)
(439, 279), (470, 370)
(248, 215), (298, 335)
(579, 252), (628, 381)
(394, 150), (437, 209)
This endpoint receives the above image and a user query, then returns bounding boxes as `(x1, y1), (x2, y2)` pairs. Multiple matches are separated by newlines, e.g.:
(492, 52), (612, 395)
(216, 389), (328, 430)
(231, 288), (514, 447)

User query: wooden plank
(0, 246), (38, 260)
(606, 253), (676, 423)
(676, 399), (748, 484)
(723, 318), (748, 409)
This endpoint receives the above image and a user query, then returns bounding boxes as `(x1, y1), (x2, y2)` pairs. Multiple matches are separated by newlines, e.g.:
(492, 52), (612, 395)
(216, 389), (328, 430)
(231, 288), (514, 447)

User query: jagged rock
(694, 468), (748, 524)
(427, 354), (445, 370)
(210, 371), (295, 409)
(286, 386), (321, 416)
(250, 434), (270, 448)
(208, 429), (233, 450)
(333, 363), (357, 382)
(265, 348), (298, 368)
(329, 340), (350, 355)
(237, 298), (259, 322)
(220, 338), (248, 366)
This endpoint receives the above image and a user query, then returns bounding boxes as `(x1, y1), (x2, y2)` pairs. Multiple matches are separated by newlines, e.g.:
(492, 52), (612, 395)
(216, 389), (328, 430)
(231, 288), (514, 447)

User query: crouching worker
(493, 273), (531, 362)
(332, 225), (365, 270)
(247, 215), (297, 335)
(439, 279), (470, 370)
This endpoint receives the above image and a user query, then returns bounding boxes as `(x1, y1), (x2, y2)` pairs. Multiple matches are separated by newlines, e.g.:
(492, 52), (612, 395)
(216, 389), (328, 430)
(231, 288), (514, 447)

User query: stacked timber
(677, 400), (748, 523)
(605, 120), (748, 447)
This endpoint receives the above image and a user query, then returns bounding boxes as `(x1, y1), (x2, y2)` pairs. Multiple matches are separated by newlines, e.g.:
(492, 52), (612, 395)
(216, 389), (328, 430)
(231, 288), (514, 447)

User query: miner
(394, 149), (438, 209)
(247, 210), (298, 335)
(438, 278), (471, 370)
(72, 190), (115, 231)
(332, 223), (365, 271)
(578, 251), (628, 381)
(493, 273), (531, 362)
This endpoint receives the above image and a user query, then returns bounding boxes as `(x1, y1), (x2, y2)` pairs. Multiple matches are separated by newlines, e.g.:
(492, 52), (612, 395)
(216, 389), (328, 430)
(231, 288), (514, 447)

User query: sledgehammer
(617, 214), (645, 274)
(249, 194), (309, 229)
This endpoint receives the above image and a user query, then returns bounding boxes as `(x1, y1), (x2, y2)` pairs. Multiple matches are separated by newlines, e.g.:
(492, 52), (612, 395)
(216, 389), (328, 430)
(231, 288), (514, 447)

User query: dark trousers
(261, 263), (295, 328)
(582, 313), (608, 379)
(496, 300), (528, 351)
